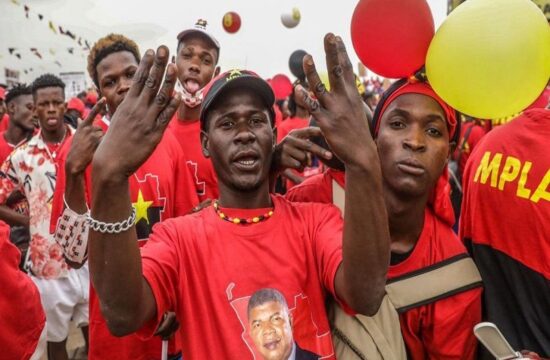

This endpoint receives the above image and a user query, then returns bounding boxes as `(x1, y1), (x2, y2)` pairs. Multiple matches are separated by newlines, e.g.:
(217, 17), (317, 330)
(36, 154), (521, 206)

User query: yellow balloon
(426, 0), (550, 119)
(318, 72), (331, 91)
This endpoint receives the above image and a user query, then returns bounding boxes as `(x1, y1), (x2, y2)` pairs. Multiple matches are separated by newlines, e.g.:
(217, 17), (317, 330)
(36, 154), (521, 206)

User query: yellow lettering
(516, 161), (533, 199)
(498, 156), (521, 190)
(531, 169), (550, 203)
(474, 151), (503, 187)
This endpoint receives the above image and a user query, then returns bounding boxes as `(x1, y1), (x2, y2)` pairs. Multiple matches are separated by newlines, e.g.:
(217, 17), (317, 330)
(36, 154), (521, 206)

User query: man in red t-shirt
(0, 86), (9, 132)
(50, 34), (199, 360)
(0, 84), (35, 163)
(0, 222), (46, 359)
(0, 84), (35, 265)
(286, 79), (482, 360)
(168, 19), (221, 202)
(460, 109), (550, 358)
(85, 34), (391, 359)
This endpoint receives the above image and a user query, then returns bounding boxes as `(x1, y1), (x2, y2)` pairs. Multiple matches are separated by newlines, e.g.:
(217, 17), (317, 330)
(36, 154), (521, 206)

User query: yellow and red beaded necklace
(213, 200), (274, 225)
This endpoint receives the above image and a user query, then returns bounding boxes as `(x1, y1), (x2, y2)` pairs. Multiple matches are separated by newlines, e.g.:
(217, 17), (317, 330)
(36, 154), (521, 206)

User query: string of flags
(7, 47), (86, 60)
(10, 0), (92, 51)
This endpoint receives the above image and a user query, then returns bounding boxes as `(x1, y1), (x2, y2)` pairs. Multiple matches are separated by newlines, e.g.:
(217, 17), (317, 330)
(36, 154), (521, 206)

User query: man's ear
(6, 102), (15, 115)
(214, 66), (221, 77)
(200, 129), (210, 158)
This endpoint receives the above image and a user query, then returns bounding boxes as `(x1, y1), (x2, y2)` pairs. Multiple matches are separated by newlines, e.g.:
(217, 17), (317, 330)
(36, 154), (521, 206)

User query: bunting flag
(10, 1), (93, 52)
(8, 48), (16, 55)
(15, 54), (21, 59)
(48, 20), (57, 34)
(67, 48), (74, 54)
(30, 48), (42, 59)
(54, 61), (62, 67)
(49, 48), (56, 55)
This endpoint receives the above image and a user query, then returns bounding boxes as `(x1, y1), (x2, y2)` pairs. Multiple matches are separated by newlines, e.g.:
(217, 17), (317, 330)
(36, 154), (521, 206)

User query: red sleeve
(423, 288), (482, 360)
(0, 223), (45, 359)
(49, 152), (67, 233)
(137, 219), (183, 339)
(49, 155), (93, 234)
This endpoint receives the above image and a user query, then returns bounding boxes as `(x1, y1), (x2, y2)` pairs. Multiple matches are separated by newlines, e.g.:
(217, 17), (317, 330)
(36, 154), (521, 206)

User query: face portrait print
(247, 289), (294, 360)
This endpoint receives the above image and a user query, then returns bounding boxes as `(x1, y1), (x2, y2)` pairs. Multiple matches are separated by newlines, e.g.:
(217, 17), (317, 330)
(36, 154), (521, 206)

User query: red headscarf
(373, 80), (457, 226)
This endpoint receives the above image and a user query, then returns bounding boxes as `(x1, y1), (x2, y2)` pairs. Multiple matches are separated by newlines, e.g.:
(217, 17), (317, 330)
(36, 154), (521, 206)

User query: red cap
(0, 87), (5, 100)
(270, 74), (293, 101)
(85, 92), (98, 106)
(67, 97), (85, 116)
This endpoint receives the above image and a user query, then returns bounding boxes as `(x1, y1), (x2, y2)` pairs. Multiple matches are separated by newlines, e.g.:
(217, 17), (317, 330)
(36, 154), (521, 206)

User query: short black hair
(31, 74), (65, 97)
(87, 34), (141, 88)
(5, 83), (32, 104)
(247, 288), (288, 319)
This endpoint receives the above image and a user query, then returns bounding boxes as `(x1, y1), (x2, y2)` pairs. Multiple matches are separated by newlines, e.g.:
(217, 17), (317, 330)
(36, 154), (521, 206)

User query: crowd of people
(0, 16), (549, 360)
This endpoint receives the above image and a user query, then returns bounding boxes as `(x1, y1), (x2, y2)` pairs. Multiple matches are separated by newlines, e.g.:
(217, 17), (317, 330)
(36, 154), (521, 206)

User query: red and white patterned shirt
(0, 128), (72, 279)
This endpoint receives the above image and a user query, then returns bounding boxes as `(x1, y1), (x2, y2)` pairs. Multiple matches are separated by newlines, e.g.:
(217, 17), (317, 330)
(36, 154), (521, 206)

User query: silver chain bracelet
(87, 207), (137, 234)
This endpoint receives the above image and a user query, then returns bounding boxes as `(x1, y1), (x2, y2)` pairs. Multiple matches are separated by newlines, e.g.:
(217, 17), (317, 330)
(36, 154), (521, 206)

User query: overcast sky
(0, 0), (447, 85)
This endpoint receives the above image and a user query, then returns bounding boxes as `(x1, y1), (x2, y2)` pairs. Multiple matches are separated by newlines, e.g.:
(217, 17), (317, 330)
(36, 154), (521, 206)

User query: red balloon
(223, 11), (241, 34)
(351, 0), (434, 78)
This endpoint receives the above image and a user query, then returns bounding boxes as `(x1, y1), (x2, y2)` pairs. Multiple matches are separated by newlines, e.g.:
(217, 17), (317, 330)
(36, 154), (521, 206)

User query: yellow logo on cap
(227, 69), (242, 81)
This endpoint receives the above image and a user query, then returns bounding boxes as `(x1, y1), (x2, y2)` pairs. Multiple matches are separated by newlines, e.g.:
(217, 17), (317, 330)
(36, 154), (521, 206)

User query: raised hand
(66, 98), (105, 175)
(92, 46), (181, 179)
(273, 126), (332, 172)
(299, 33), (376, 170)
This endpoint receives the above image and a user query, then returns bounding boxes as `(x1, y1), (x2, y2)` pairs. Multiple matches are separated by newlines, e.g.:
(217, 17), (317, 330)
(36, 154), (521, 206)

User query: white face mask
(175, 79), (204, 108)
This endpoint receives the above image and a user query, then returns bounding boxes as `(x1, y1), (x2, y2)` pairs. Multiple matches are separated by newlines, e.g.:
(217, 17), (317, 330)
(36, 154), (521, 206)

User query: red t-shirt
(0, 132), (15, 164)
(0, 114), (9, 132)
(388, 209), (481, 360)
(286, 169), (482, 360)
(454, 121), (488, 176)
(138, 195), (343, 359)
(276, 116), (310, 143)
(460, 109), (550, 355)
(167, 117), (219, 202)
(286, 168), (345, 204)
(50, 121), (199, 360)
(0, 222), (45, 359)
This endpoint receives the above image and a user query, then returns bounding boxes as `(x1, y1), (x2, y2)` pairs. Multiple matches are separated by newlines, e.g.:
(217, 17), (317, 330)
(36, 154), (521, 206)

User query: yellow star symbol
(227, 69), (242, 81)
(133, 190), (153, 224)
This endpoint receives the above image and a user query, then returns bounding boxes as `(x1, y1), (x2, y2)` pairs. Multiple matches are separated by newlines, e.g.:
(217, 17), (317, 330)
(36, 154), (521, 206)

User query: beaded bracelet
(87, 208), (137, 234)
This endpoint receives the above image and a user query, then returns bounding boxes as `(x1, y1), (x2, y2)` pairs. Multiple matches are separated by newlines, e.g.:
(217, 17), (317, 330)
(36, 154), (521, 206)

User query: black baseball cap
(199, 69), (275, 129)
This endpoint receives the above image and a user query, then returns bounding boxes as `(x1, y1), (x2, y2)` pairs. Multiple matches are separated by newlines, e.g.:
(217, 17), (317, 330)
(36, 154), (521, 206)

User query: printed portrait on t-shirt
(246, 288), (320, 360)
